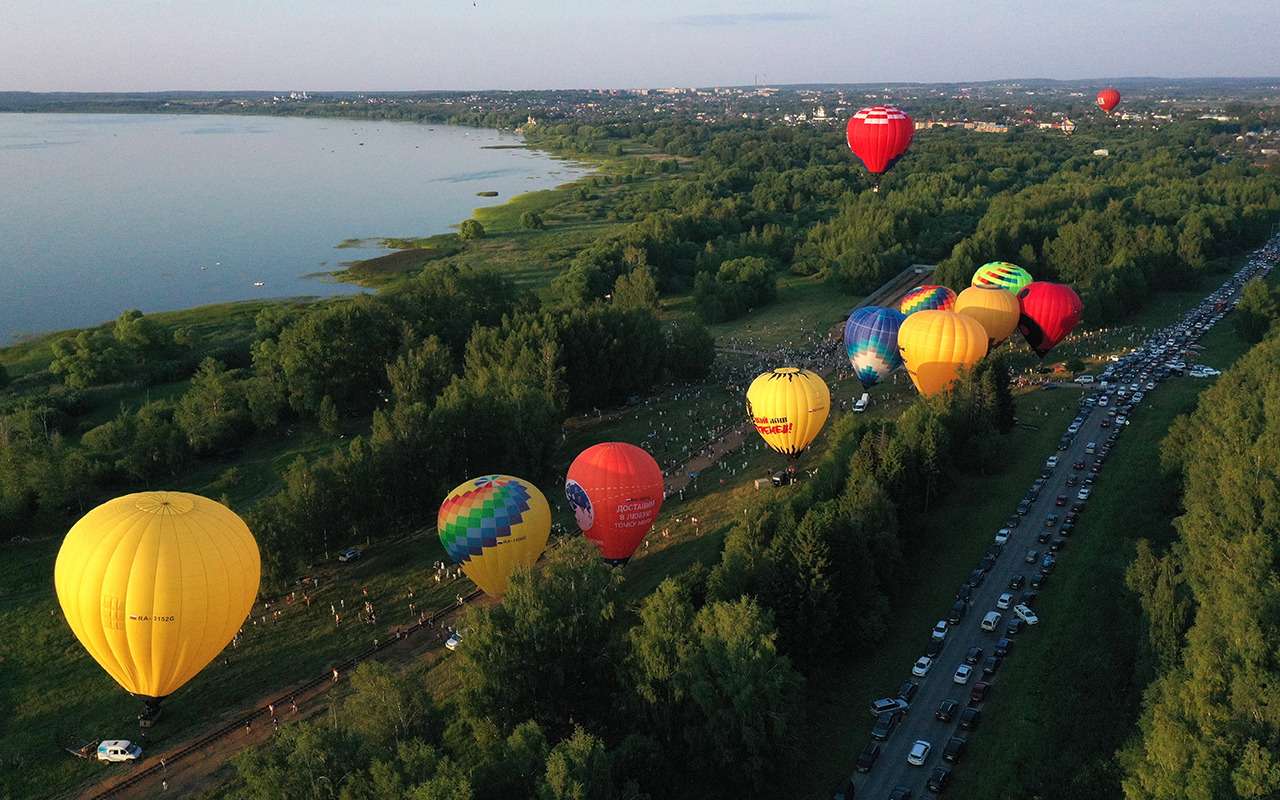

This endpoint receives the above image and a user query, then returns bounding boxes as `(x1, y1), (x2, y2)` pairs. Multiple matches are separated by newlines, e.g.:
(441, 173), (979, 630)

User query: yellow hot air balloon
(54, 492), (260, 720)
(955, 285), (1021, 347)
(897, 310), (989, 396)
(746, 368), (830, 456)
(438, 475), (551, 596)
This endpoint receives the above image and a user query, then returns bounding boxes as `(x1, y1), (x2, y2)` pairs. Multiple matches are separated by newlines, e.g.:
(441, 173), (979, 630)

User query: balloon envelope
(897, 310), (989, 396)
(971, 262), (1033, 295)
(1096, 87), (1121, 113)
(846, 105), (914, 175)
(1017, 282), (1084, 358)
(955, 285), (1021, 348)
(566, 442), (664, 565)
(746, 368), (831, 456)
(54, 492), (260, 699)
(844, 306), (906, 389)
(439, 475), (551, 596)
(899, 285), (957, 315)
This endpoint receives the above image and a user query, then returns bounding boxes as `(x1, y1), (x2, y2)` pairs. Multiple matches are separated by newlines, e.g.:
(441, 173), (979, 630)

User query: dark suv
(943, 736), (967, 763)
(871, 710), (902, 741)
(855, 742), (880, 773)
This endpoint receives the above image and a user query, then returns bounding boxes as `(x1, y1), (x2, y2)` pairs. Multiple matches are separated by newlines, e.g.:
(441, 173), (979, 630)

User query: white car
(1074, 375), (1095, 384)
(931, 620), (949, 641)
(912, 656), (933, 677)
(1013, 604), (1040, 625)
(981, 611), (1003, 632)
(907, 740), (932, 766)
(1045, 456), (1059, 468)
(994, 528), (1011, 546)
(445, 631), (463, 651)
(1077, 488), (1092, 500)
(96, 740), (142, 762)
(1097, 396), (1109, 406)
(996, 592), (1014, 610)
(954, 664), (974, 684)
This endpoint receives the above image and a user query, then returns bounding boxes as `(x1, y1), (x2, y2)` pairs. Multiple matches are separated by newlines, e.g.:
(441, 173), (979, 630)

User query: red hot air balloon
(1096, 87), (1121, 113)
(846, 105), (914, 177)
(565, 442), (664, 565)
(1017, 282), (1084, 358)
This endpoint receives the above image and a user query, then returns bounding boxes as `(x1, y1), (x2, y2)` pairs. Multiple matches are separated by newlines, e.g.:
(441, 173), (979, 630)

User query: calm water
(0, 114), (587, 340)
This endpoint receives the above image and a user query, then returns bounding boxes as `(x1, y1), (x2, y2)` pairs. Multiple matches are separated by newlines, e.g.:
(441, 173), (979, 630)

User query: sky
(2, 0), (1276, 92)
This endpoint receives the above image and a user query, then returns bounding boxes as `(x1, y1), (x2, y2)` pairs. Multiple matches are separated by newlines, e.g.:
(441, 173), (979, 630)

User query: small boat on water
(253, 281), (265, 288)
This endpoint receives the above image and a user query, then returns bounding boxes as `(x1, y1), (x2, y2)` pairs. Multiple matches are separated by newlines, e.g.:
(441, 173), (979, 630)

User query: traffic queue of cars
(838, 240), (1276, 799)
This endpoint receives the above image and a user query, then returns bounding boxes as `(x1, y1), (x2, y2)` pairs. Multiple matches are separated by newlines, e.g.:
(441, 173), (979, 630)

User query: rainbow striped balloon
(438, 475), (550, 596)
(971, 262), (1033, 294)
(899, 285), (957, 316)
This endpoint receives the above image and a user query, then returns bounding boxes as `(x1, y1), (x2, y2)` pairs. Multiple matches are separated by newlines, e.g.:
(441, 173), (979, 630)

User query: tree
(520, 211), (546, 230)
(175, 358), (252, 453)
(612, 267), (659, 311)
(49, 330), (124, 388)
(459, 219), (486, 240)
(318, 395), (340, 435)
(344, 662), (433, 748)
(459, 539), (623, 736)
(0, 362), (9, 389)
(112, 309), (162, 351)
(273, 297), (402, 414)
(664, 320), (715, 381)
(538, 727), (612, 800)
(388, 335), (454, 405)
(1234, 277), (1278, 343)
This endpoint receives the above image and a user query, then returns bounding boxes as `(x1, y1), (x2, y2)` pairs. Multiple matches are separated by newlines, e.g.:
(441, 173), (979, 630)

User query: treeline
(0, 265), (715, 585)
(1120, 333), (1280, 799)
(933, 129), (1280, 323)
(228, 358), (1018, 800)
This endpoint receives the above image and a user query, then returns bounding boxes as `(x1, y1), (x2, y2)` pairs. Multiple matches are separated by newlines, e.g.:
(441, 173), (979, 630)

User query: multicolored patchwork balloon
(971, 262), (1033, 295)
(844, 306), (906, 389)
(899, 285), (957, 316)
(438, 475), (551, 596)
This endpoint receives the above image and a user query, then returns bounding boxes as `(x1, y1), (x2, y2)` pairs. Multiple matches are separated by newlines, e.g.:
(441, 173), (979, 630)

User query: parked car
(926, 638), (944, 658)
(1014, 604), (1040, 625)
(943, 736), (967, 763)
(897, 680), (919, 703)
(889, 786), (912, 800)
(870, 697), (909, 717)
(994, 528), (1011, 545)
(445, 630), (463, 651)
(936, 699), (959, 722)
(965, 646), (983, 664)
(927, 767), (952, 793)
(871, 710), (903, 741)
(907, 740), (932, 766)
(996, 592), (1013, 610)
(931, 620), (949, 641)
(1009, 574), (1025, 590)
(982, 655), (1002, 677)
(993, 637), (1011, 657)
(953, 664), (974, 684)
(969, 682), (990, 703)
(959, 706), (981, 731)
(912, 656), (933, 677)
(1006, 618), (1026, 636)
(856, 742), (881, 773)
(338, 547), (362, 563)
(1024, 549), (1039, 564)
(981, 611), (1002, 631)
(96, 740), (142, 762)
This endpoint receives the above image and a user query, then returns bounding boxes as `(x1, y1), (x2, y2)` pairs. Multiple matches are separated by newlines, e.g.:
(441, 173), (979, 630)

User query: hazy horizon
(4, 0), (1277, 93)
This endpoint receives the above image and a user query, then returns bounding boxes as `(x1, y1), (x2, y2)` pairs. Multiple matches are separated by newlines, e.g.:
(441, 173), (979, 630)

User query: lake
(0, 113), (588, 341)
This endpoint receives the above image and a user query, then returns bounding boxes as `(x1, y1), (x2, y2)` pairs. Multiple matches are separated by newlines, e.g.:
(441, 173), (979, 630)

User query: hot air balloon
(746, 368), (830, 456)
(846, 105), (914, 177)
(899, 285), (957, 316)
(844, 306), (906, 389)
(971, 261), (1033, 295)
(897, 310), (989, 397)
(438, 475), (551, 596)
(1017, 282), (1084, 358)
(565, 442), (664, 565)
(1096, 87), (1121, 113)
(54, 492), (260, 726)
(955, 285), (1021, 348)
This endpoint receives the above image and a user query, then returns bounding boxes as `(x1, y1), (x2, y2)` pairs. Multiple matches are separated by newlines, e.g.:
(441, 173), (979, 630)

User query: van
(96, 740), (142, 762)
(853, 392), (870, 413)
(981, 611), (1003, 632)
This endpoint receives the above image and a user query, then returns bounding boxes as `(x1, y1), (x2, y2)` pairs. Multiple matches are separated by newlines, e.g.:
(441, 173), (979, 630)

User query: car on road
(1024, 549), (1039, 564)
(982, 655), (1002, 677)
(1006, 618), (1026, 636)
(928, 767), (952, 793)
(1009, 574), (1025, 590)
(1045, 455), (1059, 468)
(994, 528), (1011, 545)
(1060, 521), (1075, 536)
(445, 630), (464, 651)
(936, 699), (959, 722)
(968, 569), (985, 588)
(969, 681), (990, 703)
(981, 611), (1003, 631)
(965, 646), (983, 664)
(907, 740), (932, 766)
(1016, 500), (1031, 515)
(338, 547), (363, 563)
(1067, 476), (1081, 487)
(1037, 530), (1053, 544)
(996, 591), (1013, 610)
(948, 600), (967, 624)
(1078, 487), (1092, 500)
(1004, 516), (1020, 529)
(932, 620), (949, 641)
(1101, 419), (1111, 428)
(855, 742), (881, 773)
(871, 710), (903, 741)
(1072, 460), (1086, 470)
(959, 707), (981, 731)
(1070, 503), (1084, 514)
(1031, 570), (1049, 589)
(912, 656), (933, 677)
(1014, 604), (1040, 625)
(943, 736), (967, 763)
(870, 697), (909, 717)
(1050, 537), (1067, 552)
(1055, 494), (1068, 506)
(1045, 514), (1059, 528)
(926, 638), (944, 658)
(994, 637), (1011, 657)
(953, 664), (974, 684)
(898, 680), (919, 703)
(889, 786), (912, 800)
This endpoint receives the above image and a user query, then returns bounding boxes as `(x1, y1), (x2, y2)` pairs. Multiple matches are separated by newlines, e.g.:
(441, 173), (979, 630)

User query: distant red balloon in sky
(846, 105), (914, 175)
(1017, 282), (1084, 358)
(1096, 87), (1121, 113)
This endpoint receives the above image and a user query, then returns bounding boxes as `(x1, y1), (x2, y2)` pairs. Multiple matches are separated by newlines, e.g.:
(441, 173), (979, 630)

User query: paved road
(849, 241), (1275, 799)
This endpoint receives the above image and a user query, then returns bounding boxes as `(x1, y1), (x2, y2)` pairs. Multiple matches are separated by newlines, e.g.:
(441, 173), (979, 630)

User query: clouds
(669, 11), (827, 26)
